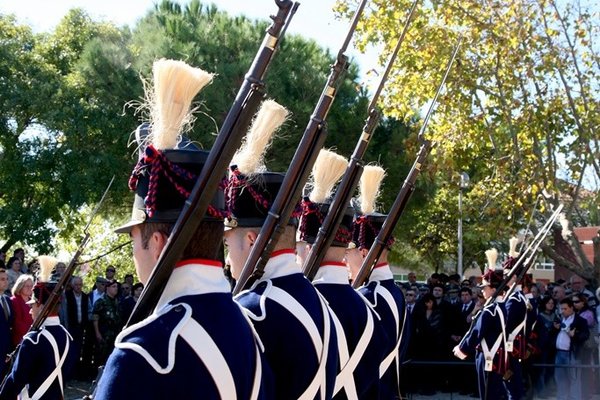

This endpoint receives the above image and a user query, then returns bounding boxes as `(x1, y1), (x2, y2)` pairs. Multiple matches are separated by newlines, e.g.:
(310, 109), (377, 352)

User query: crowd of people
(0, 249), (144, 383)
(398, 270), (600, 398)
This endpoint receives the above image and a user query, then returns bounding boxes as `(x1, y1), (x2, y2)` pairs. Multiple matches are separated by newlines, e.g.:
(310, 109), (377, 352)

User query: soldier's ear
(150, 231), (168, 261)
(246, 230), (259, 246)
(360, 248), (369, 258)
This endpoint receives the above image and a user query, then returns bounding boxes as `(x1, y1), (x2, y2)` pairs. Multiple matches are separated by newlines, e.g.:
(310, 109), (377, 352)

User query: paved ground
(64, 380), (600, 400)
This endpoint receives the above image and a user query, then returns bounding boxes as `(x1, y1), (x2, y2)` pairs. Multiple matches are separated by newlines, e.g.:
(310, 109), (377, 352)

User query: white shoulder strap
(29, 329), (70, 400)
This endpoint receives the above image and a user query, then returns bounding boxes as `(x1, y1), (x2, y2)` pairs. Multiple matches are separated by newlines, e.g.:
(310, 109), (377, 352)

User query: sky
(0, 0), (381, 83)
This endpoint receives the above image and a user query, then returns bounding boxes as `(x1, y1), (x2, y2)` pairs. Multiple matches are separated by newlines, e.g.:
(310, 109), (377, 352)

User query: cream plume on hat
(508, 236), (520, 258)
(150, 59), (214, 150)
(308, 149), (348, 203)
(232, 100), (289, 175)
(358, 165), (386, 214)
(36, 255), (59, 283)
(485, 248), (498, 271)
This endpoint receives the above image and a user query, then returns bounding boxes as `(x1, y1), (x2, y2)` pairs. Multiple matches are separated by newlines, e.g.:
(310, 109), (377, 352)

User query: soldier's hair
(140, 221), (223, 261)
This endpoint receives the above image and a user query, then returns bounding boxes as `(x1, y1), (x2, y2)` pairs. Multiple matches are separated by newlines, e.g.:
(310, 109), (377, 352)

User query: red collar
(174, 259), (222, 268)
(270, 249), (296, 258)
(373, 262), (388, 269)
(319, 261), (346, 268)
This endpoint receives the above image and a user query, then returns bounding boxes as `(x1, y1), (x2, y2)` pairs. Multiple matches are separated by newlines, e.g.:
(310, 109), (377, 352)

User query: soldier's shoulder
(114, 302), (192, 373)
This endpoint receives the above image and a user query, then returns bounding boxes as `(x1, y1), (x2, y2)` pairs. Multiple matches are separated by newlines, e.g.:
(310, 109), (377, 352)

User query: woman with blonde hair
(10, 274), (34, 346)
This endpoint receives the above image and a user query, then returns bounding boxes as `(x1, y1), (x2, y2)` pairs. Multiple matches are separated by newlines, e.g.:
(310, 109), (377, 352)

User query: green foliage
(336, 0), (600, 278)
(0, 2), (414, 275)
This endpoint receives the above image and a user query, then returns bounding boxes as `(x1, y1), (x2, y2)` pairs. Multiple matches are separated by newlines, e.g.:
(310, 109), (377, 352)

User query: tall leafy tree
(337, 0), (600, 283)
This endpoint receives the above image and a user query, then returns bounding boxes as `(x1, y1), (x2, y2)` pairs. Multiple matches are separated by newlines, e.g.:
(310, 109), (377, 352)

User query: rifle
(302, 0), (420, 280)
(127, 0), (298, 326)
(232, 0), (371, 295)
(352, 39), (462, 288)
(498, 203), (564, 300)
(3, 175), (114, 372)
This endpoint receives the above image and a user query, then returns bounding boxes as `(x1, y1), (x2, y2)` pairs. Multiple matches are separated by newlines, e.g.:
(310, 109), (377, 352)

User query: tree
(336, 0), (600, 283)
(1, 2), (415, 268)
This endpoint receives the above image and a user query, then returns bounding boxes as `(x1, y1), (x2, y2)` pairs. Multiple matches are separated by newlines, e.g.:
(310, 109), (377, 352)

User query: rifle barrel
(128, 0), (297, 325)
(232, 0), (372, 295)
(302, 0), (420, 279)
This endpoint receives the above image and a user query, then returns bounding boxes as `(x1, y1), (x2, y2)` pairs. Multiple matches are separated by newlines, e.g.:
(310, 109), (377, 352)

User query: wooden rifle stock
(352, 40), (461, 288)
(127, 0), (297, 326)
(303, 0), (420, 280)
(232, 0), (371, 295)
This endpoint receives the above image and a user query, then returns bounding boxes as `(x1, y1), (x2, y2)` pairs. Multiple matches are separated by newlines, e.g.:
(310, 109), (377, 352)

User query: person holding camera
(553, 298), (589, 400)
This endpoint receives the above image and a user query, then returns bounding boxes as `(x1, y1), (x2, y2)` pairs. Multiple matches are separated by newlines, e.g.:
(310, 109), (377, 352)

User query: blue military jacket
(0, 316), (74, 400)
(235, 250), (338, 400)
(313, 262), (387, 399)
(504, 288), (529, 358)
(95, 260), (272, 400)
(358, 264), (407, 400)
(460, 301), (507, 375)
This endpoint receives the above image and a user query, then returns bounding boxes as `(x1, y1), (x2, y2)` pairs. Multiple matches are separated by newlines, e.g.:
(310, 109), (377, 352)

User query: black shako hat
(478, 269), (504, 289)
(224, 168), (299, 229)
(115, 124), (225, 234)
(298, 198), (354, 247)
(351, 210), (395, 251)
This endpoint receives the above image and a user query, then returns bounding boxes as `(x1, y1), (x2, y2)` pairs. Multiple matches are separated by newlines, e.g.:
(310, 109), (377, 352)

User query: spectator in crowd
(451, 287), (478, 396)
(119, 282), (131, 301)
(12, 249), (24, 264)
(0, 269), (13, 378)
(105, 266), (116, 281)
(553, 298), (589, 400)
(407, 272), (417, 285)
(123, 273), (134, 287)
(10, 274), (34, 346)
(26, 259), (39, 276)
(572, 294), (597, 399)
(64, 276), (89, 380)
(92, 279), (122, 365)
(88, 276), (107, 311)
(446, 284), (460, 305)
(533, 296), (557, 398)
(418, 284), (430, 298)
(570, 276), (598, 309)
(120, 282), (143, 323)
(414, 293), (446, 395)
(5, 257), (22, 293)
(596, 287), (600, 334)
(552, 285), (566, 304)
(461, 279), (471, 288)
(0, 251), (6, 269)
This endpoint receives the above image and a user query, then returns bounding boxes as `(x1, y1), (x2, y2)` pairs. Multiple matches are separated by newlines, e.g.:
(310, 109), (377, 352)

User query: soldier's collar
(313, 262), (350, 285)
(155, 260), (230, 311)
(261, 250), (301, 281)
(368, 263), (393, 282)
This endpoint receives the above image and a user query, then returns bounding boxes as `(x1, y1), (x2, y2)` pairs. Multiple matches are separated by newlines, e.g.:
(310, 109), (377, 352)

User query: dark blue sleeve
(0, 339), (35, 399)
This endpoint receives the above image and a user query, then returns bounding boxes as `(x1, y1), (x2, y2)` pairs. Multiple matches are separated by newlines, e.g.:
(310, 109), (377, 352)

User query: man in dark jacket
(553, 298), (589, 400)
(64, 276), (89, 379)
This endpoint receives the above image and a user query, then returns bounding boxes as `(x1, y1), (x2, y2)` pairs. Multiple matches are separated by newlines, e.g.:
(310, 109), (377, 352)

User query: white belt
(267, 286), (331, 400)
(21, 329), (70, 400)
(332, 305), (375, 399)
(481, 306), (506, 372)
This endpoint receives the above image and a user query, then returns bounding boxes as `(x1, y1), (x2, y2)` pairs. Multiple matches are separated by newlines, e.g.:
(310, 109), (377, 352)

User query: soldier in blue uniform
(298, 150), (387, 399)
(454, 250), (508, 400)
(501, 238), (530, 400)
(224, 170), (339, 399)
(345, 166), (408, 400)
(0, 256), (74, 400)
(94, 59), (270, 400)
